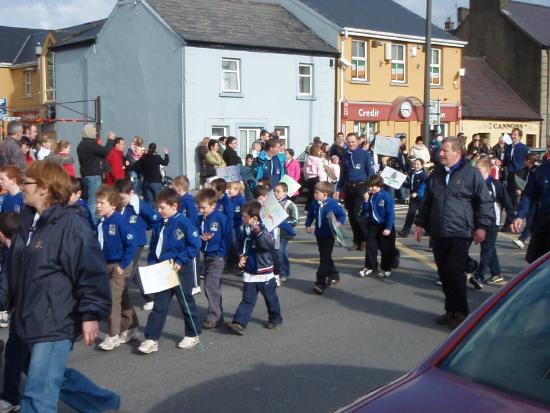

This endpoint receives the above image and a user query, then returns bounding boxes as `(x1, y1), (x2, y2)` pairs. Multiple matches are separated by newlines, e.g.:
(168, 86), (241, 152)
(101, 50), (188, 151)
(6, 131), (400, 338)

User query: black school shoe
(468, 276), (484, 290)
(226, 322), (246, 335)
(264, 322), (281, 330)
(313, 283), (327, 295)
(391, 249), (401, 269)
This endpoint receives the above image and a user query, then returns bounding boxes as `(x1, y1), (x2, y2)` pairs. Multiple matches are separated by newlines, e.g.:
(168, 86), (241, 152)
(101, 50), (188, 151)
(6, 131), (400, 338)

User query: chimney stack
(444, 17), (455, 31)
(457, 7), (469, 25)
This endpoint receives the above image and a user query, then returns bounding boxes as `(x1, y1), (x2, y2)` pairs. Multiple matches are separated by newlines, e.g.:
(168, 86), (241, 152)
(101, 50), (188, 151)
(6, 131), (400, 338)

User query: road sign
(429, 99), (441, 126)
(0, 97), (6, 117)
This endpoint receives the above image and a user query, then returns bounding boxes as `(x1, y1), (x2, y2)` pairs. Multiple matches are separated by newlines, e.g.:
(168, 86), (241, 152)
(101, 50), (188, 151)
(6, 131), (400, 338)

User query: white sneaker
(192, 286), (201, 296)
(377, 270), (391, 278)
(98, 335), (120, 351)
(358, 268), (374, 278)
(513, 239), (525, 249)
(275, 274), (281, 287)
(142, 301), (154, 311)
(178, 336), (200, 349)
(0, 398), (20, 412)
(0, 311), (9, 328)
(119, 328), (139, 344)
(138, 339), (158, 354)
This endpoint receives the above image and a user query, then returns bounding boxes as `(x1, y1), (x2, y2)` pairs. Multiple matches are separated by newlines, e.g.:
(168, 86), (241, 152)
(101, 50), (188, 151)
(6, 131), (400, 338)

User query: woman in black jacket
(133, 142), (169, 206)
(1, 160), (119, 412)
(223, 136), (242, 166)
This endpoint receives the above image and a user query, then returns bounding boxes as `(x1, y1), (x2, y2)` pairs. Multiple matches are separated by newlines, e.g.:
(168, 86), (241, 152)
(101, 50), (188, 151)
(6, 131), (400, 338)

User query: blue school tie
(97, 218), (105, 249)
(156, 219), (168, 260)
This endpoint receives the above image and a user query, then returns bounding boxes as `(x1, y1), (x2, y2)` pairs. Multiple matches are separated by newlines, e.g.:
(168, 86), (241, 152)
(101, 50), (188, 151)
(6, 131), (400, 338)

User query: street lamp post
(423, 0), (432, 142)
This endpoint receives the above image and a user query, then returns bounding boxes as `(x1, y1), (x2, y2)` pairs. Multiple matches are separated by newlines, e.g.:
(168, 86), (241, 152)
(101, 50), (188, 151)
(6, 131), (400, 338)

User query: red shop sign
(13, 111), (39, 122)
(342, 102), (392, 121)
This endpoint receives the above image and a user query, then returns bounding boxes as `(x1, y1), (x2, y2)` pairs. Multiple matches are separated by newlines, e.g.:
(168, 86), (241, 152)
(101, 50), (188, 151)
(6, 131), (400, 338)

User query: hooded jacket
(2, 204), (111, 343)
(77, 137), (114, 177)
(410, 143), (431, 164)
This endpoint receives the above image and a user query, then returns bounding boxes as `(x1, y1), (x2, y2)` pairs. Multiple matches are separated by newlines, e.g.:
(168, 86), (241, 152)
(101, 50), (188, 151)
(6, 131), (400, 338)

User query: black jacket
(415, 160), (494, 238)
(76, 137), (114, 177)
(223, 147), (242, 166)
(1, 205), (111, 344)
(133, 153), (169, 183)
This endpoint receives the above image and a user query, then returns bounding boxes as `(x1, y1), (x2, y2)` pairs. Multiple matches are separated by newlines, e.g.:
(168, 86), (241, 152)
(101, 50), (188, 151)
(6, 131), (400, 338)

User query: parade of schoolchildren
(2, 0), (550, 411)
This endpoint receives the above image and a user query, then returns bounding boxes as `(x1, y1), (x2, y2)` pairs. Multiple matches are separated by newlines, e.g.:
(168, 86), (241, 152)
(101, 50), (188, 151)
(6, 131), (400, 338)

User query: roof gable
(462, 56), (541, 121)
(297, 0), (458, 42)
(503, 1), (550, 47)
(146, 0), (337, 55)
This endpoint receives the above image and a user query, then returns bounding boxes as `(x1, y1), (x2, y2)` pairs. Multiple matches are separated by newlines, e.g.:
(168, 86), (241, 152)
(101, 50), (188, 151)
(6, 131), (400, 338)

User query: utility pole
(423, 0), (432, 141)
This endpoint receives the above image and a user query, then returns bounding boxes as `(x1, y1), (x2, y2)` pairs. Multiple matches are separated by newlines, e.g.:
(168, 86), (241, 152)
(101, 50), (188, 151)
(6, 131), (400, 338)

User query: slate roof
(503, 1), (550, 47)
(298, 0), (459, 42)
(0, 26), (43, 64)
(53, 20), (106, 49)
(147, 0), (337, 55)
(461, 56), (541, 121)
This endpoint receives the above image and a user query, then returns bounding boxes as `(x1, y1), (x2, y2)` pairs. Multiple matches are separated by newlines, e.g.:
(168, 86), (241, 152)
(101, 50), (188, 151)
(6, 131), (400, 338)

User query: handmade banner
(374, 136), (401, 158)
(260, 191), (288, 232)
(215, 165), (242, 182)
(380, 166), (407, 190)
(279, 174), (301, 196)
(139, 260), (180, 295)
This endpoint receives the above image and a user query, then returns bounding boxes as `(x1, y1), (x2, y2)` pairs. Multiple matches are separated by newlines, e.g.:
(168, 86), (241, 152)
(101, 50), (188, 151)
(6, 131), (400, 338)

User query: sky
(1, 0), (550, 30)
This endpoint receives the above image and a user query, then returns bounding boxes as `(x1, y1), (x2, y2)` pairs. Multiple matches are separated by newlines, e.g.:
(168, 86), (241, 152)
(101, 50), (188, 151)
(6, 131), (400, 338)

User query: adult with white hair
(0, 121), (26, 171)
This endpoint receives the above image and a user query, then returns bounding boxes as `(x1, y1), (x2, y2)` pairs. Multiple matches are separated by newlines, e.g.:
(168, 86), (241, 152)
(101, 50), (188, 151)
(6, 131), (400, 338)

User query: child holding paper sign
(138, 189), (202, 354)
(226, 202), (282, 335)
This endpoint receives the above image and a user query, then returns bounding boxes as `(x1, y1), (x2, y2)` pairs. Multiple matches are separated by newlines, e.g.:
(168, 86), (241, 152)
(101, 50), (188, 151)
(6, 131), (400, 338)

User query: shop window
(352, 40), (367, 81)
(526, 134), (537, 148)
(391, 44), (406, 83)
(354, 122), (378, 141)
(430, 49), (441, 86)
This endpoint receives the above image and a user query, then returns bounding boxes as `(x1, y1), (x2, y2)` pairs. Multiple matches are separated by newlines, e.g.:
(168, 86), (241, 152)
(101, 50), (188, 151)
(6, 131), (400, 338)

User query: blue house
(53, 0), (338, 187)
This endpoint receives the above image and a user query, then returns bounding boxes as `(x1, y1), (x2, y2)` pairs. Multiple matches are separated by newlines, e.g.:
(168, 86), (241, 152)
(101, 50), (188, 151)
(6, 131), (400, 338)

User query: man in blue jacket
(334, 133), (374, 251)
(254, 139), (286, 186)
(503, 128), (529, 210)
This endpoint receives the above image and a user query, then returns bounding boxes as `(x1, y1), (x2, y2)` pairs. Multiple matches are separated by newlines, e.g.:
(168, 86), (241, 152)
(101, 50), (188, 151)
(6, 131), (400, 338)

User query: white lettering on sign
(358, 108), (380, 118)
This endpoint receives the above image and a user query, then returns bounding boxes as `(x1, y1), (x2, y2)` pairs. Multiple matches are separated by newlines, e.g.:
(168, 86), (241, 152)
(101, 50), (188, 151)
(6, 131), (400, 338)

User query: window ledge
(430, 85), (443, 89)
(23, 96), (33, 99)
(296, 95), (317, 101)
(219, 92), (244, 98)
(350, 80), (371, 85)
(390, 82), (409, 87)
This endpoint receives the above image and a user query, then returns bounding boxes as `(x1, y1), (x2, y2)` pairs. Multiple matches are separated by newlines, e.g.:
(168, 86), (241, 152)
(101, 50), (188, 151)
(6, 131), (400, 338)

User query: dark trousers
(365, 223), (396, 271)
(475, 225), (500, 281)
(142, 182), (163, 206)
(506, 173), (520, 212)
(432, 237), (471, 315)
(232, 278), (282, 327)
(1, 322), (28, 405)
(315, 236), (338, 286)
(343, 182), (368, 244)
(519, 206), (535, 242)
(526, 211), (550, 263)
(304, 177), (319, 211)
(402, 197), (421, 234)
(144, 262), (201, 340)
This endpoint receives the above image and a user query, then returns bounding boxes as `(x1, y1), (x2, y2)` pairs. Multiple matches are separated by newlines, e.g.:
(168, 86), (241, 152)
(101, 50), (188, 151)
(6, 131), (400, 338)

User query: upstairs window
(24, 71), (32, 97)
(222, 58), (241, 93)
(430, 48), (442, 86)
(391, 44), (406, 83)
(352, 40), (367, 81)
(298, 64), (313, 96)
(45, 51), (55, 101)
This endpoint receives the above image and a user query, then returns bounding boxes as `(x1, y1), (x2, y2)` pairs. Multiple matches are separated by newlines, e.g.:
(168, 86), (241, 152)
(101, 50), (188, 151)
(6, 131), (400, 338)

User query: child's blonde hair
(227, 181), (244, 193)
(172, 175), (190, 192)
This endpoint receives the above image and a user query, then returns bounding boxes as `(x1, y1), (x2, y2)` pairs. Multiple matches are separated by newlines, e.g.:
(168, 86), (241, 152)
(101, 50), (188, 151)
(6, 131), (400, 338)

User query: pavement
(0, 203), (529, 412)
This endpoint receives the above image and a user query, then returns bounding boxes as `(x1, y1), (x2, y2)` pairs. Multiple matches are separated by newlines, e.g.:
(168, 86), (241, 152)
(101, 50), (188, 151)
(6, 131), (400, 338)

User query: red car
(337, 253), (550, 413)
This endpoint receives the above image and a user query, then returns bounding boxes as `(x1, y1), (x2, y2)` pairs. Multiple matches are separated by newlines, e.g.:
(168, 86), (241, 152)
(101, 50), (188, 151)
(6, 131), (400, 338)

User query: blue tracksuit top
(217, 193), (234, 252)
(148, 212), (201, 266)
(96, 211), (137, 269)
(361, 189), (395, 230)
(121, 196), (161, 247)
(0, 192), (23, 213)
(410, 170), (427, 200)
(74, 199), (94, 228)
(504, 142), (529, 173)
(337, 148), (374, 191)
(230, 193), (245, 232)
(305, 198), (346, 237)
(197, 210), (230, 257)
(255, 151), (286, 186)
(178, 192), (199, 224)
(518, 159), (550, 219)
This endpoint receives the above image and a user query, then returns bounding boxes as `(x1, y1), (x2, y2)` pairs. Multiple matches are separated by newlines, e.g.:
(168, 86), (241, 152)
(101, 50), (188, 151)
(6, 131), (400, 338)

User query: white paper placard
(260, 191), (288, 232)
(380, 166), (407, 190)
(139, 260), (180, 295)
(374, 136), (401, 158)
(279, 174), (301, 196)
(502, 133), (513, 145)
(215, 165), (242, 182)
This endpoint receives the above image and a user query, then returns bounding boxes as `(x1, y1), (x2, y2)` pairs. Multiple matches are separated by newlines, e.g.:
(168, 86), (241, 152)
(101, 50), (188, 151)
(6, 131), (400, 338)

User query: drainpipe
(337, 30), (348, 133)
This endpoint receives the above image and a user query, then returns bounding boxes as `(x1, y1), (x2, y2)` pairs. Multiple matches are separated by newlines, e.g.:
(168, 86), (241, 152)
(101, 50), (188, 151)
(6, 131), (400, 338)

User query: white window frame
(354, 122), (378, 141)
(221, 58), (241, 93)
(239, 127), (262, 158)
(24, 71), (32, 97)
(45, 51), (55, 102)
(430, 48), (442, 86)
(351, 40), (367, 81)
(298, 63), (313, 96)
(274, 126), (290, 149)
(391, 44), (406, 83)
(211, 126), (229, 140)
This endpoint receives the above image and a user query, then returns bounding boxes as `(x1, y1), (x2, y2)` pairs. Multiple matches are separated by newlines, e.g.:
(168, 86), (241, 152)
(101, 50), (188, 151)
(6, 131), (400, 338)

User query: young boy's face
(413, 160), (423, 171)
(68, 190), (82, 205)
(119, 192), (132, 207)
(96, 197), (116, 217)
(314, 190), (328, 202)
(273, 186), (287, 201)
(198, 201), (216, 217)
(256, 195), (267, 204)
(369, 185), (381, 194)
(157, 201), (178, 219)
(215, 190), (225, 200)
(242, 212), (258, 227)
(245, 158), (253, 167)
(227, 186), (239, 197)
(0, 173), (14, 189)
(173, 184), (185, 196)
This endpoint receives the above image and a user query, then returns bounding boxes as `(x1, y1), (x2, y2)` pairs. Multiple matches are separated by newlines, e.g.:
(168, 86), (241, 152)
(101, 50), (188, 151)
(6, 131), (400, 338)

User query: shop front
(341, 98), (461, 148)
(460, 119), (542, 148)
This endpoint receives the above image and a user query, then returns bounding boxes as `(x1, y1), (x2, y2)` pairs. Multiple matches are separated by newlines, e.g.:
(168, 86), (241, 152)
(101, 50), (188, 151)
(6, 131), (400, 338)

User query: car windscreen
(439, 261), (550, 406)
